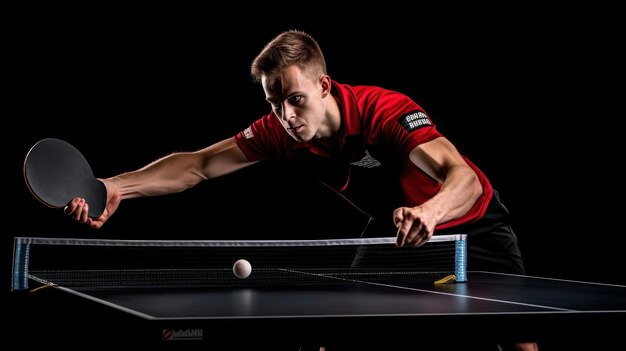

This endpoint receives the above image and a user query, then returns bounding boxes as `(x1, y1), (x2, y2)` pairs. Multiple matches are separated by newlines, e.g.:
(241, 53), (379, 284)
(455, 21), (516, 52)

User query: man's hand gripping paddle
(24, 138), (106, 218)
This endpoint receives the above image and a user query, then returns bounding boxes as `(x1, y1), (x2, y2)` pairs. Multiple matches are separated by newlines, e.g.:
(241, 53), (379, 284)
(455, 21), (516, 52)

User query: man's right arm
(109, 137), (254, 199)
(65, 137), (256, 228)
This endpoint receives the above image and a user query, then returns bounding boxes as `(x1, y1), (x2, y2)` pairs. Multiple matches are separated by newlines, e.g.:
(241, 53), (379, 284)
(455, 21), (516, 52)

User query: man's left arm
(394, 136), (482, 247)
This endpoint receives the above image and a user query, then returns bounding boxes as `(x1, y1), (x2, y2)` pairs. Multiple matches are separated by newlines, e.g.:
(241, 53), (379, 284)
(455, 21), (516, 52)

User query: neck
(315, 95), (343, 151)
(322, 94), (342, 138)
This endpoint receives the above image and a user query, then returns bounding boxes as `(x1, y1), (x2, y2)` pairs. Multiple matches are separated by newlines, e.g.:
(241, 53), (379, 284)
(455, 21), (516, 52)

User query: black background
(5, 8), (624, 335)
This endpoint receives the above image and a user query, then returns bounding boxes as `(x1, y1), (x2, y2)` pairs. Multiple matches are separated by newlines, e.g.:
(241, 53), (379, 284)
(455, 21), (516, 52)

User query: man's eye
(291, 96), (302, 104)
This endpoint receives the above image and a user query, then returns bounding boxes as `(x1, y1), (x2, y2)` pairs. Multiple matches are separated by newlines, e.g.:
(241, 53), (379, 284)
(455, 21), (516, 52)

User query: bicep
(196, 137), (257, 179)
(408, 137), (470, 183)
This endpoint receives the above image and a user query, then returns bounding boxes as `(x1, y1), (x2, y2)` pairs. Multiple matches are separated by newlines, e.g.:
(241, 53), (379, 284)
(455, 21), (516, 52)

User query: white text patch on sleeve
(398, 111), (432, 133)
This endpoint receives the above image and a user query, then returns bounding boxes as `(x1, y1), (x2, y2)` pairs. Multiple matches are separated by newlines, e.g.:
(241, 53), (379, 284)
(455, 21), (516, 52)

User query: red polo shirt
(234, 81), (493, 230)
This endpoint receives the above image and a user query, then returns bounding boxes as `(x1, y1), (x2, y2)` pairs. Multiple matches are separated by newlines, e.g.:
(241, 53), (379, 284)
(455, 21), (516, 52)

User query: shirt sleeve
(234, 113), (290, 161)
(364, 89), (442, 156)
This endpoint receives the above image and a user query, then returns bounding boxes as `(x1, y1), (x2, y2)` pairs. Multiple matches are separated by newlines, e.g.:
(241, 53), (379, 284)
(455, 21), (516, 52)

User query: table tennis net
(12, 235), (466, 290)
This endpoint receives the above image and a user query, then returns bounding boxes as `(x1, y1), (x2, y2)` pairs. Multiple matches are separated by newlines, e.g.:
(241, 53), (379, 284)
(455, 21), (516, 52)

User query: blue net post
(454, 235), (467, 282)
(12, 239), (30, 291)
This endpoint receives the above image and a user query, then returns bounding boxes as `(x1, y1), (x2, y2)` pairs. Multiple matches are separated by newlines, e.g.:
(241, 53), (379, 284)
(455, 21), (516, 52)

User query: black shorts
(437, 189), (526, 274)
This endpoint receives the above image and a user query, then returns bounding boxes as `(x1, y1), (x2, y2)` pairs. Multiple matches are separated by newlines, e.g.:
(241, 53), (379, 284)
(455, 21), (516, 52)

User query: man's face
(262, 65), (326, 142)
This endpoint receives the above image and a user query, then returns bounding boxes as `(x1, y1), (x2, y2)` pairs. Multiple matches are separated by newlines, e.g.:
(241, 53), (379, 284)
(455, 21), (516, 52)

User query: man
(65, 30), (537, 350)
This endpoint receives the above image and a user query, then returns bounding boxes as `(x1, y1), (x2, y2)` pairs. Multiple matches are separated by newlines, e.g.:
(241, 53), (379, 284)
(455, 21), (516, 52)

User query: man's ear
(320, 74), (332, 97)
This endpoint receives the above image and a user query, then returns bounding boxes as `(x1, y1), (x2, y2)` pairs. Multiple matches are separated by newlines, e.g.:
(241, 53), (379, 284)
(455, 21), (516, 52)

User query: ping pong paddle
(23, 138), (106, 218)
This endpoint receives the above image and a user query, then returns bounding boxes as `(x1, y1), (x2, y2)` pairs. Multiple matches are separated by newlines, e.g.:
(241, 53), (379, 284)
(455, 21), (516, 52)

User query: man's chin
(289, 133), (310, 143)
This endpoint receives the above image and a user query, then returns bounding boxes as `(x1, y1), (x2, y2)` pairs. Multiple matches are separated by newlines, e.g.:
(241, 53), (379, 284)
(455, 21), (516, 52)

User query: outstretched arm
(65, 137), (255, 228)
(108, 137), (253, 199)
(394, 137), (482, 247)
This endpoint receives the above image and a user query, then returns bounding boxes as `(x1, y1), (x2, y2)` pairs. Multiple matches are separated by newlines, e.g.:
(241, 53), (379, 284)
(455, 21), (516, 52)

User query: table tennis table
(11, 270), (626, 349)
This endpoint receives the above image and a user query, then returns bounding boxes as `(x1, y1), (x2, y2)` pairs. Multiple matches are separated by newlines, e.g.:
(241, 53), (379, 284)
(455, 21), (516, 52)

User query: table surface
(20, 270), (625, 347)
(60, 271), (626, 319)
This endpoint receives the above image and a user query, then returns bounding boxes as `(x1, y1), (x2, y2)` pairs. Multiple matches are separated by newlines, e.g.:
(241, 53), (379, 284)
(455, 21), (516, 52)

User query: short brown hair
(251, 30), (327, 82)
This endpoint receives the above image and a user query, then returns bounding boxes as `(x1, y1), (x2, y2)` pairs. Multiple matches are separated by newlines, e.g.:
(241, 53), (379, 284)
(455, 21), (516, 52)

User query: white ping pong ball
(233, 259), (252, 279)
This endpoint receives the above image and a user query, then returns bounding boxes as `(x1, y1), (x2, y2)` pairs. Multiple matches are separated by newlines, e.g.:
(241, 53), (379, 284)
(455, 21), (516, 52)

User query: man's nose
(280, 103), (295, 122)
